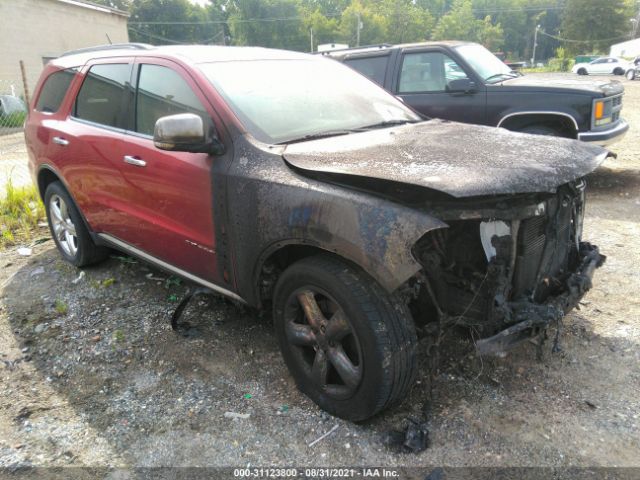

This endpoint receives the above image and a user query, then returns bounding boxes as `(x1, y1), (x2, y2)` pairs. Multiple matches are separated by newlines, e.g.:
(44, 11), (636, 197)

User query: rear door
(342, 52), (392, 88)
(46, 59), (134, 234)
(392, 48), (486, 124)
(112, 58), (223, 283)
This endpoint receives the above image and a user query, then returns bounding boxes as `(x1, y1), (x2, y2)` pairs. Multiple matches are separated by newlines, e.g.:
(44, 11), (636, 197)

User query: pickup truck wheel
(627, 69), (637, 80)
(518, 125), (561, 137)
(273, 255), (417, 421)
(44, 182), (108, 267)
(577, 68), (587, 75)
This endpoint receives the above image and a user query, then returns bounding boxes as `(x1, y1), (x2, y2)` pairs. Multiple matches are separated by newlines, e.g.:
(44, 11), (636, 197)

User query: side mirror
(446, 78), (476, 94)
(153, 113), (225, 155)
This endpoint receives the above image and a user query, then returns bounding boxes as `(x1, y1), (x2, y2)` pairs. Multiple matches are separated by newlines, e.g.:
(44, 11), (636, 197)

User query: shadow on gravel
(2, 247), (639, 466)
(586, 166), (640, 194)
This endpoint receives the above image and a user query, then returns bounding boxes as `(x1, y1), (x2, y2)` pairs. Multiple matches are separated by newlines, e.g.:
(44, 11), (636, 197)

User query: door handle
(124, 155), (146, 167)
(52, 136), (69, 146)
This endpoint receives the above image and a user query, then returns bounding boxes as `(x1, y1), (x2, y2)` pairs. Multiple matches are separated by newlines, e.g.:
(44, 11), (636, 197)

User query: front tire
(577, 68), (587, 75)
(44, 182), (108, 267)
(627, 69), (637, 80)
(518, 124), (563, 137)
(273, 255), (417, 421)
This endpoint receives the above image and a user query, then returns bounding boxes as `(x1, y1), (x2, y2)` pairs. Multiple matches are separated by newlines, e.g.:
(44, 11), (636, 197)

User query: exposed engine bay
(407, 179), (606, 355)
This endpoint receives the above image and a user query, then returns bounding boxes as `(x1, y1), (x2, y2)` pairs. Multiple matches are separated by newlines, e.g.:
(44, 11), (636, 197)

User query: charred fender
(223, 140), (447, 306)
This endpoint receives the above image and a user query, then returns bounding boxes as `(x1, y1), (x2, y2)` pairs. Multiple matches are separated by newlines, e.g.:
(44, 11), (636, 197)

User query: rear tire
(273, 255), (417, 421)
(613, 67), (624, 76)
(44, 182), (108, 267)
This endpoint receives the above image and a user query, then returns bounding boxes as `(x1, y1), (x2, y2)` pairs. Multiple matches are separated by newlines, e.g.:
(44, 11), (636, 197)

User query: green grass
(54, 299), (68, 315)
(0, 111), (27, 129)
(0, 180), (46, 249)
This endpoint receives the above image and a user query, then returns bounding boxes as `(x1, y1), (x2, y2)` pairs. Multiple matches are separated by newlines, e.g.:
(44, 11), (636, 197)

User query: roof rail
(319, 43), (393, 55)
(60, 43), (154, 57)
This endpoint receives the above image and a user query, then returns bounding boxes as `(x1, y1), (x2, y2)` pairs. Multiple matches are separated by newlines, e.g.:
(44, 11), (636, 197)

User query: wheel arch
(497, 111), (579, 138)
(253, 239), (400, 308)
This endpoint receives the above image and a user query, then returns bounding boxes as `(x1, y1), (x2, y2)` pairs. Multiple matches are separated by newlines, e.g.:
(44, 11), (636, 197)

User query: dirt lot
(1, 73), (639, 472)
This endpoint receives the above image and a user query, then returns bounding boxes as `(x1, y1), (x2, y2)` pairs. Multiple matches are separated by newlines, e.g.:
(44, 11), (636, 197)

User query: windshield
(199, 58), (420, 144)
(455, 44), (516, 83)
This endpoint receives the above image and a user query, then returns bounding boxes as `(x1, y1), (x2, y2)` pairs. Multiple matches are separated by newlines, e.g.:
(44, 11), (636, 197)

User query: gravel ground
(0, 73), (639, 473)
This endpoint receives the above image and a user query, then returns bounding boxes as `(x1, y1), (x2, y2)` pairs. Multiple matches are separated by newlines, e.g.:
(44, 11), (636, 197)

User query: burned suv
(25, 44), (608, 421)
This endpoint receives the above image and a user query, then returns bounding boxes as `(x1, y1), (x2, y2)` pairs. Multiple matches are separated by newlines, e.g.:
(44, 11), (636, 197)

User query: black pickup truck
(324, 41), (629, 146)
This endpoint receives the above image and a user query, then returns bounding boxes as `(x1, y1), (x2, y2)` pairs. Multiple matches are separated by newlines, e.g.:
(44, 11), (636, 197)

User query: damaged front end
(410, 179), (605, 356)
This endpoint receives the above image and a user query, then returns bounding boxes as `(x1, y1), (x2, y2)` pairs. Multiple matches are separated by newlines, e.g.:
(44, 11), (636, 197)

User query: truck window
(74, 64), (130, 128)
(344, 56), (389, 86)
(399, 52), (468, 93)
(35, 69), (76, 113)
(135, 64), (209, 136)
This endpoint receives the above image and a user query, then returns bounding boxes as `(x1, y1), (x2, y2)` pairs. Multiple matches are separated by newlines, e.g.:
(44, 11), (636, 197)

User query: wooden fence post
(19, 60), (30, 106)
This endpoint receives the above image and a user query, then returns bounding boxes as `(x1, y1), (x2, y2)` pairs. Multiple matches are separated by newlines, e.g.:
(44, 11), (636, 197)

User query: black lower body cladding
(411, 180), (605, 354)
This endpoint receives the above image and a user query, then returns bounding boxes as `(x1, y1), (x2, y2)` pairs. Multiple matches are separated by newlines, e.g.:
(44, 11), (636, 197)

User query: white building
(610, 38), (640, 58)
(0, 0), (129, 98)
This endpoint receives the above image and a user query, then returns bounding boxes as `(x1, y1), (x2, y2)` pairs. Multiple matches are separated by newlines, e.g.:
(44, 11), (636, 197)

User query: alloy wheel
(49, 194), (78, 257)
(283, 288), (363, 399)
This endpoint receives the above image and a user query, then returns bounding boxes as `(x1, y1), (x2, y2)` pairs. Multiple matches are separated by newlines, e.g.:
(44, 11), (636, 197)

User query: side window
(35, 69), (76, 113)
(344, 56), (389, 86)
(399, 52), (469, 94)
(74, 64), (130, 128)
(135, 64), (209, 136)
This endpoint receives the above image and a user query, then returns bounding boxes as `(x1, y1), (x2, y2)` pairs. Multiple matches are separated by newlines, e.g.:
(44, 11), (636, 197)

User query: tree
(561, 0), (632, 54)
(431, 0), (502, 50)
(128, 0), (210, 44)
(338, 0), (387, 46)
(431, 0), (477, 42)
(477, 15), (504, 51)
(302, 8), (341, 50)
(377, 0), (434, 44)
(227, 0), (308, 50)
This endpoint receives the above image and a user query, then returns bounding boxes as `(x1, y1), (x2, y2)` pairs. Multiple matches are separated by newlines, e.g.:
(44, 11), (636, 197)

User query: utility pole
(356, 13), (362, 47)
(310, 27), (313, 53)
(531, 24), (540, 66)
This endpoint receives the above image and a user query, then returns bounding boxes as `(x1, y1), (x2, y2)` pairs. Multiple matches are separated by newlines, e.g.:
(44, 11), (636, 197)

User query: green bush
(0, 111), (26, 128)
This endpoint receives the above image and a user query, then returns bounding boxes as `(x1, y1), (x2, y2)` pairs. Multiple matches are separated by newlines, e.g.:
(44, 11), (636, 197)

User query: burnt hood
(498, 76), (624, 97)
(283, 120), (610, 198)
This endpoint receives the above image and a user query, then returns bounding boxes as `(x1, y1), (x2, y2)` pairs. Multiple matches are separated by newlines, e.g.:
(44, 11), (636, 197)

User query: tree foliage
(561, 0), (635, 54)
(122, 0), (640, 60)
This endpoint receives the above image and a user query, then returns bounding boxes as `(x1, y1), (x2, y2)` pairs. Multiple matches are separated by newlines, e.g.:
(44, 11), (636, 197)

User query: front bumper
(578, 119), (629, 146)
(476, 242), (605, 356)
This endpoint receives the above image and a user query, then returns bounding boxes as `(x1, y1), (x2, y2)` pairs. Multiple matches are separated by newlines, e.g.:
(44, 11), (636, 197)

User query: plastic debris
(30, 266), (45, 277)
(243, 393), (252, 400)
(17, 247), (32, 256)
(72, 271), (86, 285)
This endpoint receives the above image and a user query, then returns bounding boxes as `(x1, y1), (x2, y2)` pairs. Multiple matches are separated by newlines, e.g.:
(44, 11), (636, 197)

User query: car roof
(323, 40), (475, 58)
(49, 44), (314, 69)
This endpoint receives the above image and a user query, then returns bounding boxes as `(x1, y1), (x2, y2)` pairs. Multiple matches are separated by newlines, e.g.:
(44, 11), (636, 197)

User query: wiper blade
(485, 72), (518, 83)
(353, 119), (418, 131)
(279, 130), (353, 144)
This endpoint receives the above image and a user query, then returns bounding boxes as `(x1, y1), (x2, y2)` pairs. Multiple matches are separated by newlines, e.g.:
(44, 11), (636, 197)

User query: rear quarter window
(343, 56), (389, 86)
(74, 64), (130, 128)
(35, 69), (77, 113)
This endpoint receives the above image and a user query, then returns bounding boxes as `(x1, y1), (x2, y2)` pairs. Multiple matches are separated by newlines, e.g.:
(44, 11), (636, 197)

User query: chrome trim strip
(98, 233), (246, 304)
(497, 111), (579, 131)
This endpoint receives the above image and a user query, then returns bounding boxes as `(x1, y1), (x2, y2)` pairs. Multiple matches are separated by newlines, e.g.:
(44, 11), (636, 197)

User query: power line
(538, 30), (632, 44)
(129, 12), (342, 26)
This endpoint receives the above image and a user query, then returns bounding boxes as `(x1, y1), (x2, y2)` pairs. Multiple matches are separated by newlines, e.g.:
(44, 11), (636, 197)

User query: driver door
(393, 49), (486, 125)
(113, 59), (227, 283)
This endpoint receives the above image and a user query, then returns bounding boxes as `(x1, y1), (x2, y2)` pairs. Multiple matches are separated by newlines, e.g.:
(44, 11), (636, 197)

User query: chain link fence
(0, 79), (31, 197)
